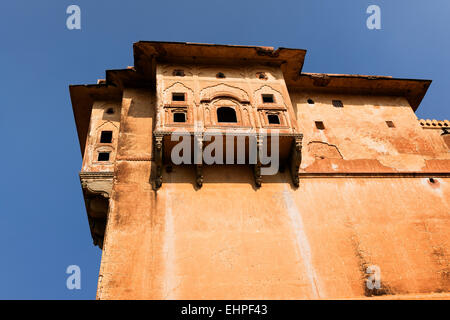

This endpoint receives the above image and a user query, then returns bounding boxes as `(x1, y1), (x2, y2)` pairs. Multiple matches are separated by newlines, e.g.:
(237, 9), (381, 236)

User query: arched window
(268, 114), (280, 125)
(217, 107), (237, 123)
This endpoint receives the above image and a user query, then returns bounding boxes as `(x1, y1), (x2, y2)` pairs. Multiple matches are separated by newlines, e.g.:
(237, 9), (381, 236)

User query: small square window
(173, 69), (185, 77)
(315, 121), (325, 130)
(386, 121), (395, 128)
(172, 93), (185, 102)
(97, 152), (110, 161)
(100, 131), (113, 143)
(262, 94), (274, 103)
(173, 112), (186, 123)
(268, 114), (280, 124)
(332, 100), (343, 108)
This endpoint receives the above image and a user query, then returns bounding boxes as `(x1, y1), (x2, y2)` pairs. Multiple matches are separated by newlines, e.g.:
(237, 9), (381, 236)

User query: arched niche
(199, 83), (250, 104)
(161, 82), (195, 105)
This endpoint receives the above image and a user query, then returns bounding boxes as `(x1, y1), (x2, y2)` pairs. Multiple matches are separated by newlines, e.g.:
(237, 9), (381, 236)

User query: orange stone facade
(70, 42), (450, 299)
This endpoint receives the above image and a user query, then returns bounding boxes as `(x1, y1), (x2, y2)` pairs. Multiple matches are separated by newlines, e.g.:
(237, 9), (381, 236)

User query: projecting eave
(133, 41), (307, 84)
(289, 73), (431, 111)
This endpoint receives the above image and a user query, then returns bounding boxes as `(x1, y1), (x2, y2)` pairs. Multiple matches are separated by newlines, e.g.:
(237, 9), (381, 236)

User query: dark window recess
(173, 112), (186, 123)
(172, 93), (185, 102)
(268, 114), (280, 124)
(257, 72), (268, 80)
(216, 72), (225, 79)
(332, 100), (344, 108)
(262, 94), (274, 103)
(100, 131), (113, 143)
(217, 107), (237, 123)
(97, 152), (110, 161)
(315, 121), (325, 130)
(173, 69), (185, 77)
(307, 99), (315, 105)
(106, 108), (114, 114)
(386, 121), (395, 128)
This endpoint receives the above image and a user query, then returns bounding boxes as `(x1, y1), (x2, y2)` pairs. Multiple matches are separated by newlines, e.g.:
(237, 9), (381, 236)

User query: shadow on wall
(160, 164), (297, 191)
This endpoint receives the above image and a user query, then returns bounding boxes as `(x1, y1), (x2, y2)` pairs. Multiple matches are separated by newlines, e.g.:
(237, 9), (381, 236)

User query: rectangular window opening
(172, 92), (185, 102)
(268, 114), (280, 124)
(386, 121), (395, 128)
(315, 121), (325, 130)
(262, 94), (274, 103)
(173, 112), (186, 123)
(100, 131), (113, 143)
(97, 152), (110, 162)
(332, 100), (343, 108)
(173, 69), (185, 77)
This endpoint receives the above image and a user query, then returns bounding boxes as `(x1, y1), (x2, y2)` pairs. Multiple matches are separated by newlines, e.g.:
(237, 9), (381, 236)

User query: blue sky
(0, 0), (448, 299)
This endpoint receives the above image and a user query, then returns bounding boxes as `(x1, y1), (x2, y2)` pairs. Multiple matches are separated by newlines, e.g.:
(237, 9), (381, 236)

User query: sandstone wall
(94, 82), (450, 300)
(99, 164), (450, 299)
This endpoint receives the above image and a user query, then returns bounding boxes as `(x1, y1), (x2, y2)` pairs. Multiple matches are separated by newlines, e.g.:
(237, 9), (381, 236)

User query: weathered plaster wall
(82, 101), (121, 172)
(97, 88), (158, 299)
(94, 79), (450, 300)
(98, 163), (450, 299)
(290, 91), (450, 173)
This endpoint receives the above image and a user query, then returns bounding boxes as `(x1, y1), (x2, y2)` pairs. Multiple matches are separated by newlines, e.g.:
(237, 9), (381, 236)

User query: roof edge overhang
(289, 73), (431, 111)
(133, 41), (308, 83)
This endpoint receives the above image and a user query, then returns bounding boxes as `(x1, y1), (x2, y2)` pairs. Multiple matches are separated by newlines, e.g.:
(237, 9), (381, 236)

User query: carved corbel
(79, 172), (114, 199)
(153, 132), (164, 190)
(196, 165), (203, 188)
(253, 136), (263, 188)
(289, 134), (303, 187)
(79, 172), (114, 249)
(194, 133), (204, 188)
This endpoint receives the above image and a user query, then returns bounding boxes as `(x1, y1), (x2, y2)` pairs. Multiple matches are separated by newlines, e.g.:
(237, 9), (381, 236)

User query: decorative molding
(79, 171), (114, 198)
(162, 81), (195, 107)
(418, 119), (450, 129)
(199, 83), (250, 103)
(153, 130), (301, 137)
(253, 85), (286, 107)
(298, 172), (450, 178)
(116, 156), (153, 161)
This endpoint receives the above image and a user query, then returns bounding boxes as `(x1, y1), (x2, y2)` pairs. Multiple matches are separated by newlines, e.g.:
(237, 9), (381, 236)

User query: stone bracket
(289, 133), (303, 187)
(253, 163), (262, 188)
(79, 171), (114, 249)
(194, 133), (204, 188)
(195, 165), (204, 188)
(153, 132), (164, 190)
(253, 136), (263, 188)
